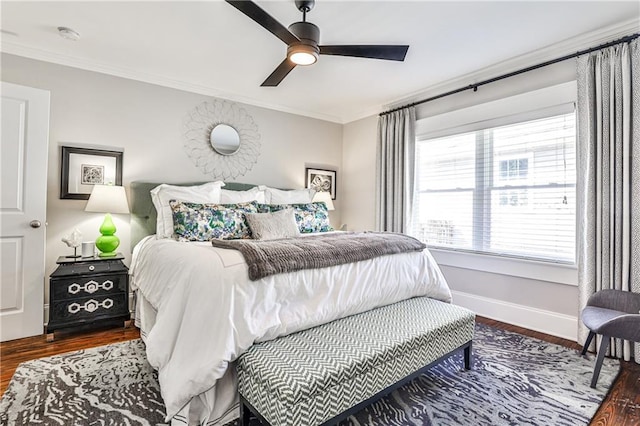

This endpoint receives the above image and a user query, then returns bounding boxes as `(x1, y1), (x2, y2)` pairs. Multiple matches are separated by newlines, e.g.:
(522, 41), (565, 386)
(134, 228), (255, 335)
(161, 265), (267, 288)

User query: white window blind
(413, 111), (576, 263)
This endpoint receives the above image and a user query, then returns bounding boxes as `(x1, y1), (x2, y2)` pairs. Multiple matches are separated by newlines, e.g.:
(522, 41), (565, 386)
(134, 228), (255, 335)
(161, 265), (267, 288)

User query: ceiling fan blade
(261, 59), (297, 87)
(226, 0), (299, 46)
(319, 45), (409, 61)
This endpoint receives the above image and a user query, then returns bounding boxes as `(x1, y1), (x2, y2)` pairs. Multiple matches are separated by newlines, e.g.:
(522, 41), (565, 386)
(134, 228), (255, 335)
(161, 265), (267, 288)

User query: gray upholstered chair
(581, 289), (640, 388)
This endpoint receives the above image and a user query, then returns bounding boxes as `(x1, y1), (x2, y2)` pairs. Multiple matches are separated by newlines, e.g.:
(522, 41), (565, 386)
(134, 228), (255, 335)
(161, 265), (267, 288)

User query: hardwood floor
(0, 324), (140, 397)
(1, 318), (638, 425)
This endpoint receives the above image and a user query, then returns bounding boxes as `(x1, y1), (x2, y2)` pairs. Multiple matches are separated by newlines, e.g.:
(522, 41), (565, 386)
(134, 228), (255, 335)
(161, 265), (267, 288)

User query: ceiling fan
(226, 0), (409, 87)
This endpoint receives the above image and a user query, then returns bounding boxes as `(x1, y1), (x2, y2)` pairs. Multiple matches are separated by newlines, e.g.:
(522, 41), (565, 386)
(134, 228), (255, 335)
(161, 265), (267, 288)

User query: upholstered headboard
(129, 181), (259, 249)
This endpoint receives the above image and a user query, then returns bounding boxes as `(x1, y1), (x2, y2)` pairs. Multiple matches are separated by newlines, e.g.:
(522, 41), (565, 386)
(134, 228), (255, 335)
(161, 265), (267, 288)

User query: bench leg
(239, 398), (252, 426)
(464, 342), (472, 370)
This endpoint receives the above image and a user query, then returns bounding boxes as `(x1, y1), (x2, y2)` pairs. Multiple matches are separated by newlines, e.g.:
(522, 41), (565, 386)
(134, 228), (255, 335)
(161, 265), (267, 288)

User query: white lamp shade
(312, 191), (335, 211)
(85, 185), (130, 214)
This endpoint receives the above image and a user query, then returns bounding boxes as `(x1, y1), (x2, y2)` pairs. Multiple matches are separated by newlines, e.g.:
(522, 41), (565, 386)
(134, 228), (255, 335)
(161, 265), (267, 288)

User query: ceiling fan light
(290, 51), (317, 65)
(288, 44), (319, 66)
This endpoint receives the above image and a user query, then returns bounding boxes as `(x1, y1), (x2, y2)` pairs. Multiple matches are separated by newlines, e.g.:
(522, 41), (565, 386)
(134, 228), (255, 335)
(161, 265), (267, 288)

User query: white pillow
(220, 186), (266, 204)
(265, 187), (316, 204)
(245, 209), (300, 240)
(150, 181), (224, 239)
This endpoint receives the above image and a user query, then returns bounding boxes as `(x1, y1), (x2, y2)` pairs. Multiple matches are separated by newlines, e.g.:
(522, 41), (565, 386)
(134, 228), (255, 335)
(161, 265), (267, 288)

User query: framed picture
(60, 146), (123, 200)
(306, 168), (336, 200)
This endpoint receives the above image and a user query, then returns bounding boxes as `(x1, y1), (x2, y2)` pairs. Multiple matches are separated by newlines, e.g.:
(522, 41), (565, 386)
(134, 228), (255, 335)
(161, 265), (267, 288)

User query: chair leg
(590, 336), (610, 389)
(581, 331), (596, 355)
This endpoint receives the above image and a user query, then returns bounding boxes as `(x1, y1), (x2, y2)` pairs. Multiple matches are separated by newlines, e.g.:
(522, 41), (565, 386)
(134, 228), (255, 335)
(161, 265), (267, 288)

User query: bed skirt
(134, 291), (240, 426)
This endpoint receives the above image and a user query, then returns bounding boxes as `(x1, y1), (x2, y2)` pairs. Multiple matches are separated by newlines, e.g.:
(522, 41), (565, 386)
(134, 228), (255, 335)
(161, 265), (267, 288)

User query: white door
(1, 82), (50, 341)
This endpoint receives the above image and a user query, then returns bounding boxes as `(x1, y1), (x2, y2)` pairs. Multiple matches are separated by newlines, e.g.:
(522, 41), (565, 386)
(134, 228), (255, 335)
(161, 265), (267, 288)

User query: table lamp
(312, 191), (335, 211)
(85, 184), (130, 257)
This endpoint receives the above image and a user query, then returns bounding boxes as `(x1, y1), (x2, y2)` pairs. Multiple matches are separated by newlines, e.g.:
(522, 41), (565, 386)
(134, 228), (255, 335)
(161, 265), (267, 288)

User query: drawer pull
(68, 298), (114, 314)
(68, 280), (114, 295)
(88, 265), (95, 271)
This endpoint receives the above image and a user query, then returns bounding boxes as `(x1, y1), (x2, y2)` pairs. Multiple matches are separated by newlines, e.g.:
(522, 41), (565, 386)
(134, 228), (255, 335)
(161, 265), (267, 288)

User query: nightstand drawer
(51, 273), (128, 301)
(49, 293), (129, 326)
(50, 260), (127, 277)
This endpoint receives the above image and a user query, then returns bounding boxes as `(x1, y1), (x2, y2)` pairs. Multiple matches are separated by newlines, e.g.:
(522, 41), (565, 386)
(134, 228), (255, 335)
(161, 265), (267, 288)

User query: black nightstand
(46, 253), (130, 341)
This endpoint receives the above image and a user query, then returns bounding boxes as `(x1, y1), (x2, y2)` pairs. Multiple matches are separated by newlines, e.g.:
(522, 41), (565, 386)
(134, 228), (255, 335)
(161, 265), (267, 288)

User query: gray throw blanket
(210, 232), (426, 281)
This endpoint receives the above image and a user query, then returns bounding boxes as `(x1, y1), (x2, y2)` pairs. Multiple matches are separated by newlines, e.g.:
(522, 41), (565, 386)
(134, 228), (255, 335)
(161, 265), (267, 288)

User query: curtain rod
(380, 32), (640, 117)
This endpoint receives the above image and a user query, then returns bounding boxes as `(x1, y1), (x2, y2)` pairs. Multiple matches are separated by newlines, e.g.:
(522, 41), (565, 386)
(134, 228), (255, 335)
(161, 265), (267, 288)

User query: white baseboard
(451, 290), (579, 342)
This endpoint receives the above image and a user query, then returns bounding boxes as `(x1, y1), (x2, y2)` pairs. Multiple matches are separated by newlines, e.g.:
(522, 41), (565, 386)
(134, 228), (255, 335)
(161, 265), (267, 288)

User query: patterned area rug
(0, 324), (618, 426)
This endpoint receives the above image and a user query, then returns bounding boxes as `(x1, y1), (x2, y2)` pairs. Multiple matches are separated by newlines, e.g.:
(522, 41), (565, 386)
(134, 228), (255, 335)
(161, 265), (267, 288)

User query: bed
(128, 181), (453, 426)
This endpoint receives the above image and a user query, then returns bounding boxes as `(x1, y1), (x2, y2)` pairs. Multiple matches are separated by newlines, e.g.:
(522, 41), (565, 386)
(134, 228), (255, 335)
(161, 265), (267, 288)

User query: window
(413, 111), (576, 263)
(498, 157), (529, 181)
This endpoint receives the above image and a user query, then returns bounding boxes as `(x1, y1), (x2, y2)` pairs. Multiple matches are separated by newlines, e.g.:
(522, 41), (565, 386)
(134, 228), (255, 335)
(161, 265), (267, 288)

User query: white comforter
(130, 234), (452, 425)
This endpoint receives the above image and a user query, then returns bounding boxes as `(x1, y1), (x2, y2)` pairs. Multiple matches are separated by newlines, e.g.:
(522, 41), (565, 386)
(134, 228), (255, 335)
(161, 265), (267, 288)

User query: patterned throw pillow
(150, 181), (224, 239)
(170, 201), (257, 241)
(258, 202), (334, 233)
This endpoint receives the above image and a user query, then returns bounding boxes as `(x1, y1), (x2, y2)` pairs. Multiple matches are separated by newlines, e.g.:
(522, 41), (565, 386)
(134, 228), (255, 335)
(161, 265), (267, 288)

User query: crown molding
(380, 18), (640, 114)
(2, 17), (637, 125)
(0, 41), (344, 124)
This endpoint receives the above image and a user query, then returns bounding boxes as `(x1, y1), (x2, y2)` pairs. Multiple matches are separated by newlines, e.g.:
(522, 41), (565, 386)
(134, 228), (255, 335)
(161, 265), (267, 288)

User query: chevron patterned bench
(236, 296), (475, 426)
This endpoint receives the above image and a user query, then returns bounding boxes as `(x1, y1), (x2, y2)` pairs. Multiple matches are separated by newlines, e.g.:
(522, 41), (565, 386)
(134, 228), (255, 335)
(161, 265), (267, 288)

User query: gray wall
(1, 53), (343, 312)
(1, 51), (585, 339)
(342, 61), (581, 340)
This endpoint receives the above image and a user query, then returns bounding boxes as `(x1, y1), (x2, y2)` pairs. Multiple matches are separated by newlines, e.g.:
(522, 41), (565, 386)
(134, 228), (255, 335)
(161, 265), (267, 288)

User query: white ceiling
(2, 1), (638, 123)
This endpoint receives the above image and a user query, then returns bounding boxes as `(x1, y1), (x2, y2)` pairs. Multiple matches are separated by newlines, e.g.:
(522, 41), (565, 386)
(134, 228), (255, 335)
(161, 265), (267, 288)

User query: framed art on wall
(60, 146), (123, 200)
(306, 168), (336, 200)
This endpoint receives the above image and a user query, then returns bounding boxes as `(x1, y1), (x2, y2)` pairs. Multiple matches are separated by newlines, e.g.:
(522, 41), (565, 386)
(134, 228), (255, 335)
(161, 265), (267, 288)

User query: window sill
(428, 248), (578, 286)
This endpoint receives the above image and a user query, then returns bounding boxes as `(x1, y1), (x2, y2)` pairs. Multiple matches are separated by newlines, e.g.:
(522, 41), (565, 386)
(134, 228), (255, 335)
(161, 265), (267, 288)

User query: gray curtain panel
(577, 38), (639, 362)
(375, 107), (416, 233)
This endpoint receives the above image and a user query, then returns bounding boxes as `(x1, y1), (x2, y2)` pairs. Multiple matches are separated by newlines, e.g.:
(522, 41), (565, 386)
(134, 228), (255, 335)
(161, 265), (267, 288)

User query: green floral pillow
(258, 202), (334, 233)
(170, 200), (257, 241)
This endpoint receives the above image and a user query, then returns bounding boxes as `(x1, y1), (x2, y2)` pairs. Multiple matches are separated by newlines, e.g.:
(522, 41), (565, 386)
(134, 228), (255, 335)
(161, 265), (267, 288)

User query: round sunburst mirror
(183, 100), (261, 179)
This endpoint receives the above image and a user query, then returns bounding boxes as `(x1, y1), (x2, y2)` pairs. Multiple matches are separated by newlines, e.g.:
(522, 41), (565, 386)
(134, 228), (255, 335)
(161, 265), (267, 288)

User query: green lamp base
(97, 247), (119, 258)
(95, 213), (120, 257)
